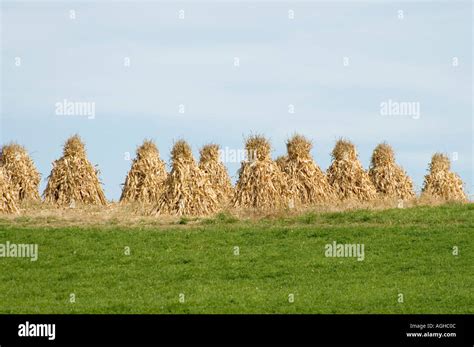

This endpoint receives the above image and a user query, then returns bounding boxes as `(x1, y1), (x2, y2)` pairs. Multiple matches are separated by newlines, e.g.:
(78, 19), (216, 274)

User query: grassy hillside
(0, 203), (472, 314)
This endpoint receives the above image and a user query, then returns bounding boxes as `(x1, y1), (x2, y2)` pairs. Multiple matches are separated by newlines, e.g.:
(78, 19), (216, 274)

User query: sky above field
(1, 1), (472, 201)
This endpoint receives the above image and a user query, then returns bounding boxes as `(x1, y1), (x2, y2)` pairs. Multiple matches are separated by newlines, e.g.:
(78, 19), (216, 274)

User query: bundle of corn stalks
(421, 153), (467, 202)
(368, 143), (415, 200)
(275, 155), (287, 170)
(198, 144), (233, 203)
(327, 139), (377, 201)
(120, 140), (167, 204)
(232, 135), (289, 209)
(277, 135), (334, 205)
(0, 168), (18, 214)
(152, 140), (219, 216)
(43, 135), (107, 206)
(0, 143), (41, 201)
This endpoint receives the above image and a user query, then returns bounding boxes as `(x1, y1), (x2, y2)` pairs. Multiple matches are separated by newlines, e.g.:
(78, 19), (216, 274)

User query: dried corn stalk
(275, 155), (287, 170)
(278, 135), (334, 206)
(421, 153), (467, 202)
(152, 140), (219, 216)
(198, 144), (233, 204)
(0, 143), (40, 201)
(0, 167), (18, 214)
(327, 139), (377, 201)
(232, 135), (290, 209)
(43, 135), (107, 206)
(120, 140), (167, 204)
(368, 143), (415, 200)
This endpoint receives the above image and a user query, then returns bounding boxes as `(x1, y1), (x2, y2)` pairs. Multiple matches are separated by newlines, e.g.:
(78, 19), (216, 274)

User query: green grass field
(0, 203), (472, 314)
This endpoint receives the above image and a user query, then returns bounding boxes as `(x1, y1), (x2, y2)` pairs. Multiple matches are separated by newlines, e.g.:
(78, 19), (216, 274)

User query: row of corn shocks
(0, 134), (468, 215)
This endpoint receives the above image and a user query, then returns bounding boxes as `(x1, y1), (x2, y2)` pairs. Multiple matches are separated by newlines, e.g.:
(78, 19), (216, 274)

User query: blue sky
(1, 1), (472, 201)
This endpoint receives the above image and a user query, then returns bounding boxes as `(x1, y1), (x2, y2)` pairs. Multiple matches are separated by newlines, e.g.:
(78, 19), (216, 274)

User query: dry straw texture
(0, 143), (41, 201)
(275, 155), (288, 170)
(152, 140), (219, 216)
(198, 144), (233, 203)
(278, 135), (334, 205)
(120, 140), (167, 204)
(43, 135), (107, 206)
(327, 139), (377, 201)
(0, 168), (18, 214)
(421, 153), (467, 202)
(368, 143), (415, 200)
(232, 135), (289, 209)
